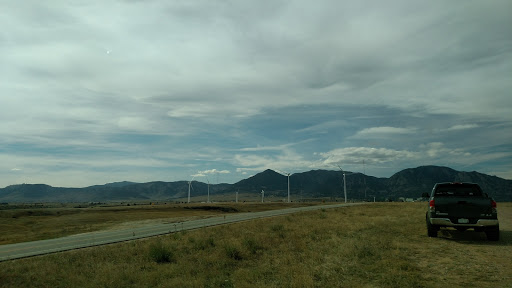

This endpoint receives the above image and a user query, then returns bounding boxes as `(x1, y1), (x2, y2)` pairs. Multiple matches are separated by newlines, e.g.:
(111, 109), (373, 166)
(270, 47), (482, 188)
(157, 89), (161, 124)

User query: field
(0, 202), (319, 245)
(1, 202), (511, 287)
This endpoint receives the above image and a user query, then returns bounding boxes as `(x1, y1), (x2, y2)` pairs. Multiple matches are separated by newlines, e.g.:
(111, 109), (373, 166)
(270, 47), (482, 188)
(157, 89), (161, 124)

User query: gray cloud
(351, 127), (417, 139)
(1, 0), (511, 186)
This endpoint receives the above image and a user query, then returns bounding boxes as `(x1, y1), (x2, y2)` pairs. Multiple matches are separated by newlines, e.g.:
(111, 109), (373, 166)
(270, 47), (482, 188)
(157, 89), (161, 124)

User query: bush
(149, 241), (176, 263)
(270, 224), (284, 232)
(193, 236), (216, 251)
(224, 244), (243, 261)
(243, 237), (262, 255)
(205, 277), (234, 288)
(270, 224), (286, 238)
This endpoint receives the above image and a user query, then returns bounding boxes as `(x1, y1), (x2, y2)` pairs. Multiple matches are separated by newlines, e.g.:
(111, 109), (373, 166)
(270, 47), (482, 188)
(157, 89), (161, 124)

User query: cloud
(443, 124), (480, 131)
(294, 120), (349, 135)
(197, 169), (230, 175)
(192, 169), (231, 179)
(319, 147), (418, 166)
(351, 127), (417, 138)
(0, 1), (511, 187)
(239, 144), (291, 152)
(233, 147), (313, 174)
(117, 117), (154, 132)
(316, 142), (496, 174)
(419, 142), (470, 158)
(166, 102), (261, 119)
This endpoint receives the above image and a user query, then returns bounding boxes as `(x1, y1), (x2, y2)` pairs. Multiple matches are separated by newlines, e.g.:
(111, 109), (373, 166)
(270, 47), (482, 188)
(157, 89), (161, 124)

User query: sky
(1, 0), (511, 188)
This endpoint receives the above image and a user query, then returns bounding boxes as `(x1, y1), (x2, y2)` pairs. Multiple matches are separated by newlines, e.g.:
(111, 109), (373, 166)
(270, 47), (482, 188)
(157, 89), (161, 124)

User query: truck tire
(485, 226), (500, 241)
(426, 215), (438, 237)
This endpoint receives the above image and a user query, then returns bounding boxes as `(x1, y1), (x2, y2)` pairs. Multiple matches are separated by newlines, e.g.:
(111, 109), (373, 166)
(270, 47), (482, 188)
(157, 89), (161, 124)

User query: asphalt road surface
(0, 202), (364, 261)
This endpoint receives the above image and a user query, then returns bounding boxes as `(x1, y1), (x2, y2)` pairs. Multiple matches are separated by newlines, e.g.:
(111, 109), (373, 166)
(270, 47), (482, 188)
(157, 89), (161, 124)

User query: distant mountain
(386, 166), (512, 201)
(0, 184), (85, 203)
(99, 181), (138, 188)
(232, 169), (287, 192)
(290, 169), (389, 199)
(0, 180), (233, 203)
(0, 166), (510, 203)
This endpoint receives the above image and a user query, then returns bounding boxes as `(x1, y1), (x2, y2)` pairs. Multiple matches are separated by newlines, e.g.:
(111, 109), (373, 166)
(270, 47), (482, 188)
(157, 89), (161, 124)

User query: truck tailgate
(435, 197), (493, 219)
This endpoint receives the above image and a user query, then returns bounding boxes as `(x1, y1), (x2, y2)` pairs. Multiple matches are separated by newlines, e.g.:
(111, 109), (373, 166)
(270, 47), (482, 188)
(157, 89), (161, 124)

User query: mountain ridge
(1, 166), (510, 203)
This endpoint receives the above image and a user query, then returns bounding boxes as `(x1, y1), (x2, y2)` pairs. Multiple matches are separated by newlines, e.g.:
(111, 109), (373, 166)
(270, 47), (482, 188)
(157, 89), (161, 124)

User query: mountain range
(0, 166), (511, 203)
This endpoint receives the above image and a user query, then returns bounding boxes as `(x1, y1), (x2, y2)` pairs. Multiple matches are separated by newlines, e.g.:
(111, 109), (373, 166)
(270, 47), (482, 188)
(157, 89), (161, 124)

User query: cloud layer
(1, 1), (511, 187)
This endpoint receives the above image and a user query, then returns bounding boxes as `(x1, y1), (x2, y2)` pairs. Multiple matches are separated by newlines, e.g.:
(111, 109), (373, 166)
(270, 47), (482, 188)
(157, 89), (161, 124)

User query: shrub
(205, 277), (234, 288)
(270, 224), (284, 232)
(270, 224), (286, 238)
(224, 244), (243, 261)
(243, 237), (262, 255)
(205, 236), (215, 248)
(193, 236), (216, 251)
(149, 241), (176, 263)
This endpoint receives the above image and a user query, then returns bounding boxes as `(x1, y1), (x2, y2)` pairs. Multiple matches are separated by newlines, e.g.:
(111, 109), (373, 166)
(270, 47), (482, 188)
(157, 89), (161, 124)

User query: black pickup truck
(424, 182), (499, 241)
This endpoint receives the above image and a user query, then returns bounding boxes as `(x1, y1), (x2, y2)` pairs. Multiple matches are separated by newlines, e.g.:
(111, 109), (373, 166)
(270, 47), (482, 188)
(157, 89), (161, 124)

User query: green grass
(148, 240), (176, 263)
(1, 203), (511, 288)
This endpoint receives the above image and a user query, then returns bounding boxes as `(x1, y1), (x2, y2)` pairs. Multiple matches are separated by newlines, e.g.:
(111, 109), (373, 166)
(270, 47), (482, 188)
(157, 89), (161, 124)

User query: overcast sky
(1, 0), (511, 188)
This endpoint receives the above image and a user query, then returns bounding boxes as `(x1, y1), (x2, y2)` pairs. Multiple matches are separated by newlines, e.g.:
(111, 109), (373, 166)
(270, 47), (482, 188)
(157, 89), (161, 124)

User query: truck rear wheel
(485, 226), (500, 241)
(426, 215), (438, 237)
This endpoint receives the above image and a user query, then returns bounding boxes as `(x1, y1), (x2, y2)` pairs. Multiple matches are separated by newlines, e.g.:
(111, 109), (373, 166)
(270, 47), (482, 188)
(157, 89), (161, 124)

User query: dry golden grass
(0, 202), (319, 245)
(1, 202), (511, 288)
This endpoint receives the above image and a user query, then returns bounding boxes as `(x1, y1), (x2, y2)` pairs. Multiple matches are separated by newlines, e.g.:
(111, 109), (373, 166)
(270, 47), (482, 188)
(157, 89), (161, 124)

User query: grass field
(0, 202), (320, 245)
(1, 202), (511, 287)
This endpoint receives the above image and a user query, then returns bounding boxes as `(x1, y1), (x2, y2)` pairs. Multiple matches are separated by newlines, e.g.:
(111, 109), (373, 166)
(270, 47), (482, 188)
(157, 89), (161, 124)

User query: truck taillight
(429, 199), (435, 212)
(491, 200), (497, 214)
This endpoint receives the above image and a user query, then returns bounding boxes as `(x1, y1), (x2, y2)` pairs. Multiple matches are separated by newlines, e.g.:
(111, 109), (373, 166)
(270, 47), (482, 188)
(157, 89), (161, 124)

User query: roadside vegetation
(0, 202), (317, 245)
(1, 202), (511, 287)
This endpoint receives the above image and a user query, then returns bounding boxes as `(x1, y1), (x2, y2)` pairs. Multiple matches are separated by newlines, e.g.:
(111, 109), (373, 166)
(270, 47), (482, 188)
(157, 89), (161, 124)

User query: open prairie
(1, 202), (511, 288)
(0, 201), (320, 245)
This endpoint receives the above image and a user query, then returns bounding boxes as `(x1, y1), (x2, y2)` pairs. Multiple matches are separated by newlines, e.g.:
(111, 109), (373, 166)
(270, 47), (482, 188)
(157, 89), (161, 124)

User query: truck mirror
(421, 192), (430, 198)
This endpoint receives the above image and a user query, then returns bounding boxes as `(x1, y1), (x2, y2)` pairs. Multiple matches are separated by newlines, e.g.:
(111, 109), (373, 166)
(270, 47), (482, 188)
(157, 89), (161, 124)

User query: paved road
(0, 203), (364, 261)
